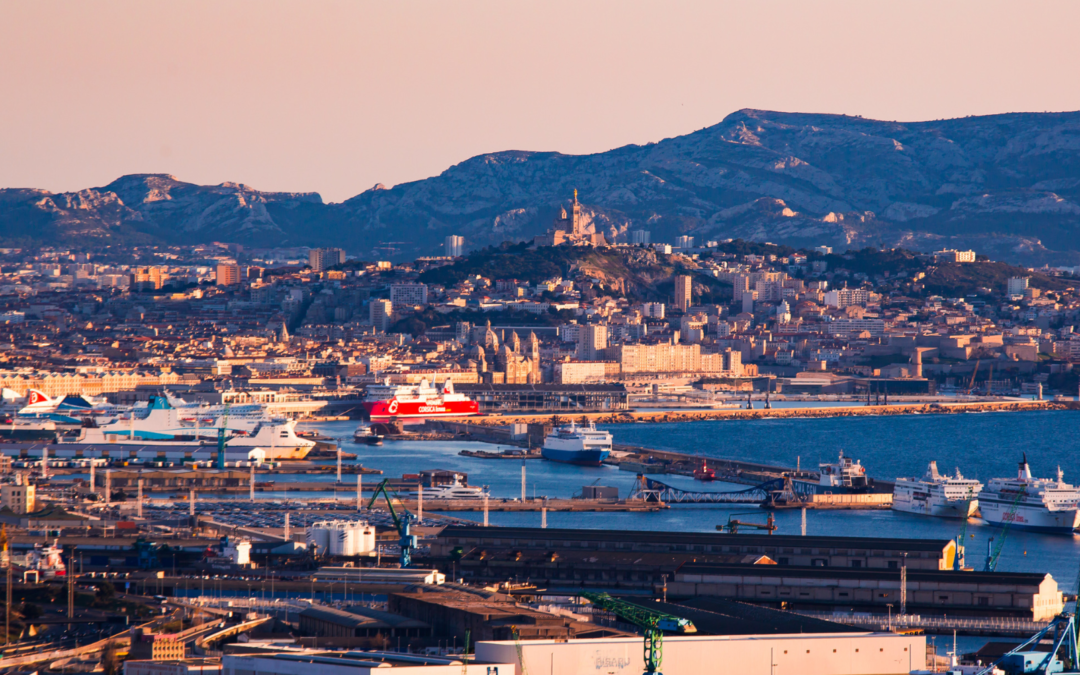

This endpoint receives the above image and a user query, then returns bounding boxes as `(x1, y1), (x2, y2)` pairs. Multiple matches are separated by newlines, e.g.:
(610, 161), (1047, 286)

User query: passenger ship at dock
(978, 455), (1080, 534)
(362, 378), (478, 419)
(541, 420), (612, 466)
(892, 461), (982, 518)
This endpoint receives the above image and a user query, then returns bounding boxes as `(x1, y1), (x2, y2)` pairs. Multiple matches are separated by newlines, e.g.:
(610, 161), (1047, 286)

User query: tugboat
(693, 460), (716, 482)
(353, 423), (385, 446)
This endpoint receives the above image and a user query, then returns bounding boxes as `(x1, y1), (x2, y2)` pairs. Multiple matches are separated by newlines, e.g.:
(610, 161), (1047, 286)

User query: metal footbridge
(628, 474), (816, 504)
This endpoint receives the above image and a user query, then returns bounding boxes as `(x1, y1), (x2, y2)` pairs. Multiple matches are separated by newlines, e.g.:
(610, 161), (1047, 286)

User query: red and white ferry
(362, 378), (479, 419)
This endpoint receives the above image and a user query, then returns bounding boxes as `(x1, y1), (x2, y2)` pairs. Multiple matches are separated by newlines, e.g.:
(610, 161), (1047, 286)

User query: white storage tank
(306, 523), (331, 555)
(308, 520), (376, 556)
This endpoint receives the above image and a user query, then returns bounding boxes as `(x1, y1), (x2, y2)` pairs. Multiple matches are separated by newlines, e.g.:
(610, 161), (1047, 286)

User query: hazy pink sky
(3, 1), (1080, 203)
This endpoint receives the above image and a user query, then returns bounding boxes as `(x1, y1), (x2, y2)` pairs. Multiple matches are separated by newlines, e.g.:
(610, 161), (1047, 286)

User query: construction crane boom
(967, 359), (980, 395)
(985, 485), (1026, 572)
(366, 478), (416, 567)
(581, 592), (696, 675)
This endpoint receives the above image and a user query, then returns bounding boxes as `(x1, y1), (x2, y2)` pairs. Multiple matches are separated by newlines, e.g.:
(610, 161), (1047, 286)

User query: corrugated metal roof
(438, 525), (952, 551)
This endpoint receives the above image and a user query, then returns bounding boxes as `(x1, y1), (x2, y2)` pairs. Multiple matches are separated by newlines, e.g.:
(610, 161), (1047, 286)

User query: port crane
(580, 592), (696, 675)
(966, 359), (980, 395)
(366, 478), (417, 568)
(716, 512), (777, 535)
(974, 611), (1078, 675)
(952, 487), (978, 570)
(215, 402), (231, 470)
(984, 484), (1027, 572)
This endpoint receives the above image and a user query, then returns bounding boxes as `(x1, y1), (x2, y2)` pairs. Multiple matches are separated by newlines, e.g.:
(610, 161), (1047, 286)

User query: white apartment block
(390, 283), (429, 308)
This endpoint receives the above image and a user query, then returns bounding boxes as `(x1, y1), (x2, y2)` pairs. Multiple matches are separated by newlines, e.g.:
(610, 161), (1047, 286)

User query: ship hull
(892, 497), (978, 519)
(363, 400), (478, 419)
(979, 500), (1080, 534)
(792, 479), (868, 495)
(540, 447), (610, 466)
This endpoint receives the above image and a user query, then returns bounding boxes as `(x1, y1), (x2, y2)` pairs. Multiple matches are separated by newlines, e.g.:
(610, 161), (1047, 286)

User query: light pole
(887, 604), (894, 631)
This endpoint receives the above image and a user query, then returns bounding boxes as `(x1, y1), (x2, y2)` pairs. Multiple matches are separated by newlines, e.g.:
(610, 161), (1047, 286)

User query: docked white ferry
(979, 455), (1080, 534)
(892, 461), (982, 518)
(793, 451), (870, 494)
(541, 420), (612, 466)
(74, 397), (315, 460)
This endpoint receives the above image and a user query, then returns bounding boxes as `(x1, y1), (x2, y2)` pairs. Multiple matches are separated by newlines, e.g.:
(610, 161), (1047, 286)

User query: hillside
(418, 243), (727, 303)
(7, 109), (1080, 265)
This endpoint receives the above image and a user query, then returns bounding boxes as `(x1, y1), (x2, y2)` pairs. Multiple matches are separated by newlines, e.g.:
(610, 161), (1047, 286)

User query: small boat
(693, 460), (716, 482)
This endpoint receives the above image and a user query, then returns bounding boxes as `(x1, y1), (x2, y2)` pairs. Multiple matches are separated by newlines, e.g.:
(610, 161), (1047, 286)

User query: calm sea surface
(178, 412), (1080, 589)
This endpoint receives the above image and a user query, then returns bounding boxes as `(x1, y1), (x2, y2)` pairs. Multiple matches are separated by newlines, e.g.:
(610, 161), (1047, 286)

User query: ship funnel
(1018, 454), (1032, 480)
(927, 461), (941, 481)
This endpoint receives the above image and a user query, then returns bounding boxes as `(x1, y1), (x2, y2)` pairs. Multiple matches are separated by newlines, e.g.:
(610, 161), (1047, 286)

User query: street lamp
(887, 604), (894, 631)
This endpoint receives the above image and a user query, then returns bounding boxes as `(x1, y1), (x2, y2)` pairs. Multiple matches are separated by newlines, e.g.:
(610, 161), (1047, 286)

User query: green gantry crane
(215, 402), (231, 470)
(367, 478), (417, 568)
(580, 592), (696, 675)
(985, 483), (1027, 572)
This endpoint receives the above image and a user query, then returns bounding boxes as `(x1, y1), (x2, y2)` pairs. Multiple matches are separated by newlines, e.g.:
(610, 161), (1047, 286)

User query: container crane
(215, 402), (231, 470)
(580, 592), (696, 675)
(984, 485), (1026, 572)
(366, 478), (417, 568)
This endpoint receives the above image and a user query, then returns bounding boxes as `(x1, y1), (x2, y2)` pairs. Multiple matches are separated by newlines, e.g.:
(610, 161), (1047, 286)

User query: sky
(3, 1), (1080, 203)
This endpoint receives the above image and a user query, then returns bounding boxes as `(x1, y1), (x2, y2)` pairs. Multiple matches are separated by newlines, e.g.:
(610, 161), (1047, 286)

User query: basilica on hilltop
(532, 190), (607, 247)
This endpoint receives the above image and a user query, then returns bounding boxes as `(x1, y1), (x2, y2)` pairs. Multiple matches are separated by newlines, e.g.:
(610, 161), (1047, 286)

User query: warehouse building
(671, 564), (1064, 620)
(476, 631), (925, 675)
(387, 586), (628, 643)
(223, 651), (514, 675)
(454, 383), (628, 412)
(432, 526), (955, 570)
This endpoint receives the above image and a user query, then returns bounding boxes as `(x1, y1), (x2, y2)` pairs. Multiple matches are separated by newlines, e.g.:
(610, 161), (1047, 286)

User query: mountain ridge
(6, 108), (1080, 265)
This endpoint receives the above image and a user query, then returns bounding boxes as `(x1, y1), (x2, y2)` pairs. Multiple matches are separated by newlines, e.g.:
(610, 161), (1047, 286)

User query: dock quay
(396, 498), (664, 512)
(792, 612), (1050, 638)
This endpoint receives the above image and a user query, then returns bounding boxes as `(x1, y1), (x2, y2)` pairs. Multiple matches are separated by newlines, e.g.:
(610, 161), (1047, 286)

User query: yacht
(892, 461), (982, 518)
(793, 451), (870, 494)
(979, 455), (1080, 534)
(413, 475), (489, 500)
(541, 420), (612, 466)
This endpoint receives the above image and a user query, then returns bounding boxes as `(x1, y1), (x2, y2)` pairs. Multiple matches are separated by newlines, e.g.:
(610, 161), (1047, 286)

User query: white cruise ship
(541, 420), (612, 466)
(892, 461), (982, 518)
(979, 455), (1080, 534)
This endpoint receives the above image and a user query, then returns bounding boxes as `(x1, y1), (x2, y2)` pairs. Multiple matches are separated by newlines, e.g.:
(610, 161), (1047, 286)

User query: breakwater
(448, 399), (1071, 426)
